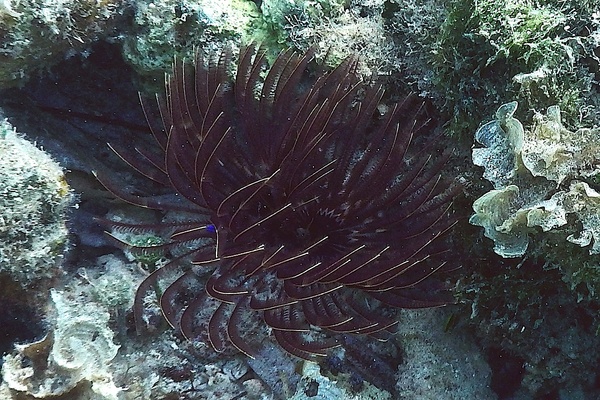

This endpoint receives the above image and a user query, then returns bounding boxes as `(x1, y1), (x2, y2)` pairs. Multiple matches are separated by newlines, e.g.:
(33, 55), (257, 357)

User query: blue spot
(206, 224), (216, 233)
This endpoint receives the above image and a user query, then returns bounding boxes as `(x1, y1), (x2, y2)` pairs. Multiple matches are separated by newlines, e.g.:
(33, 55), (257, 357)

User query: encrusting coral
(0, 119), (72, 286)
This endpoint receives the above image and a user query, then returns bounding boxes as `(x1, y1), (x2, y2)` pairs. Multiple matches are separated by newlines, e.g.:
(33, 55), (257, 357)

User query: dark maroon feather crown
(97, 44), (460, 360)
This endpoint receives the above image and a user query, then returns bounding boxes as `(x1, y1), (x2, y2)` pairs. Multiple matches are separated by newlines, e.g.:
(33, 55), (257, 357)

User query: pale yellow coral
(472, 102), (600, 257)
(522, 105), (600, 184)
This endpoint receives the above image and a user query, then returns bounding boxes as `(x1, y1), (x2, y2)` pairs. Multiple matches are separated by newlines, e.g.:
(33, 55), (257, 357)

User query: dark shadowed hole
(536, 390), (559, 400)
(487, 347), (525, 398)
(0, 276), (46, 365)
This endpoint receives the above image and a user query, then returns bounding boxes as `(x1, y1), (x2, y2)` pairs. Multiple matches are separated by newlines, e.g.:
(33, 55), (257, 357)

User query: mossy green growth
(255, 0), (347, 52)
(250, 0), (405, 75)
(0, 0), (121, 88)
(432, 0), (594, 137)
(122, 0), (261, 91)
(123, 234), (165, 270)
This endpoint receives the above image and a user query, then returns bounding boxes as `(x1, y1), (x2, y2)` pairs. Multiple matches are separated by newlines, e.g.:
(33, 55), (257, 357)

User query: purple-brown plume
(96, 44), (460, 360)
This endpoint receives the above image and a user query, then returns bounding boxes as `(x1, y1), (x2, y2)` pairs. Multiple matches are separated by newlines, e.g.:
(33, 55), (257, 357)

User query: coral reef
(0, 119), (72, 286)
(9, 0), (600, 398)
(0, 0), (125, 87)
(467, 102), (600, 397)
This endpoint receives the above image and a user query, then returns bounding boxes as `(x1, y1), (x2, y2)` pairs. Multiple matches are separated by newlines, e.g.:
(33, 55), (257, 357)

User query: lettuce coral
(472, 101), (524, 189)
(471, 101), (600, 259)
(471, 102), (600, 257)
(522, 105), (600, 184)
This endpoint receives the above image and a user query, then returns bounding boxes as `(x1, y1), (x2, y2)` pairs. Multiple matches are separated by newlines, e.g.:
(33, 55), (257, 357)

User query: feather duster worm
(97, 45), (460, 360)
